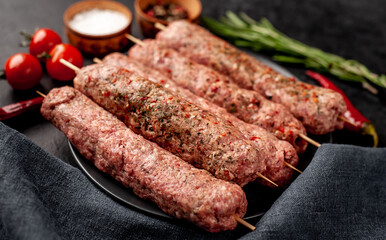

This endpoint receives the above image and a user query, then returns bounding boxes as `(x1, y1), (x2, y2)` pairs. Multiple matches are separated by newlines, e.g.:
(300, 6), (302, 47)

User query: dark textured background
(1, 0), (385, 163)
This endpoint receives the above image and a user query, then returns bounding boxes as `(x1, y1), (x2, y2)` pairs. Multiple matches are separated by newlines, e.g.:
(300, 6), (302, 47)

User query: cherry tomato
(46, 43), (83, 81)
(4, 53), (42, 90)
(29, 28), (62, 61)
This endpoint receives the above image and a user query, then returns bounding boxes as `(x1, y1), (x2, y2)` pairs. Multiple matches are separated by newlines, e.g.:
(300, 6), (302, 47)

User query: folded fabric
(248, 141), (386, 239)
(0, 122), (385, 239)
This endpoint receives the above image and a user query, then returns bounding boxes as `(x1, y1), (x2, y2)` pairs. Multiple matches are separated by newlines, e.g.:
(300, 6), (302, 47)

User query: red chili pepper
(305, 70), (378, 147)
(0, 96), (44, 121)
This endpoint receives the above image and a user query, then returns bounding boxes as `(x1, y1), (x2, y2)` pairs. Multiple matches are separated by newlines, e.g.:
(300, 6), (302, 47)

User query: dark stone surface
(1, 0), (385, 161)
(1, 0), (385, 162)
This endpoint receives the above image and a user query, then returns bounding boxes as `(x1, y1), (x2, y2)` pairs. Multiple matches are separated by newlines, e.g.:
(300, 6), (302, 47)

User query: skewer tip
(36, 90), (46, 98)
(233, 214), (256, 231)
(93, 58), (103, 64)
(283, 161), (302, 174)
(154, 22), (167, 30)
(125, 34), (145, 47)
(256, 172), (279, 187)
(299, 133), (321, 148)
(338, 115), (357, 127)
(59, 59), (80, 72)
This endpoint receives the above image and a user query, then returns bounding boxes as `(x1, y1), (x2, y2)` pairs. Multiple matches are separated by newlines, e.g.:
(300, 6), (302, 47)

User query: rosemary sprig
(202, 11), (386, 94)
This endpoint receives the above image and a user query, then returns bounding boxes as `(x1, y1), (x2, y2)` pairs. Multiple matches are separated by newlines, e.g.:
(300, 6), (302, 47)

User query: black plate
(69, 54), (327, 220)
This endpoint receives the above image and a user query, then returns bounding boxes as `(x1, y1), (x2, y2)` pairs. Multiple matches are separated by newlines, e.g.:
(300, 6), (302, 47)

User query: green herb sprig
(202, 11), (386, 94)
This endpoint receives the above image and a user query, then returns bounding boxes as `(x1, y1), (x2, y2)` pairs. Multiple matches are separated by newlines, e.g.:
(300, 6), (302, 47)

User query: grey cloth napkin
(0, 122), (385, 240)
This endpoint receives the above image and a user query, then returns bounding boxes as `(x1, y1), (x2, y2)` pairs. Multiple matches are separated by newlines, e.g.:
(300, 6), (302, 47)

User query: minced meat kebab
(41, 86), (247, 232)
(102, 52), (299, 186)
(128, 39), (308, 153)
(156, 20), (347, 135)
(73, 64), (273, 187)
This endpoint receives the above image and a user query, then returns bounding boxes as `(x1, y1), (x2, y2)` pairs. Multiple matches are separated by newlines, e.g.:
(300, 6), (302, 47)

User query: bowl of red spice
(135, 0), (202, 38)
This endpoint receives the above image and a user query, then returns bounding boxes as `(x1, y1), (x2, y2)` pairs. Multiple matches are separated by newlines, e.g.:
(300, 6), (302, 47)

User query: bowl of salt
(64, 0), (132, 57)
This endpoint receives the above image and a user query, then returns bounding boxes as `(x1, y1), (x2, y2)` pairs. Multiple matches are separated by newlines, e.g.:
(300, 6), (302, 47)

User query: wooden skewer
(283, 161), (302, 174)
(256, 172), (278, 187)
(233, 214), (256, 231)
(299, 133), (321, 148)
(125, 34), (145, 47)
(155, 22), (167, 30)
(36, 91), (46, 98)
(59, 59), (80, 72)
(93, 58), (103, 64)
(338, 115), (357, 127)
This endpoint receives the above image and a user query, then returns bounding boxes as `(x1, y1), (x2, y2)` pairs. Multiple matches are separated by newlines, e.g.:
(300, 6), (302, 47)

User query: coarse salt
(69, 8), (129, 36)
